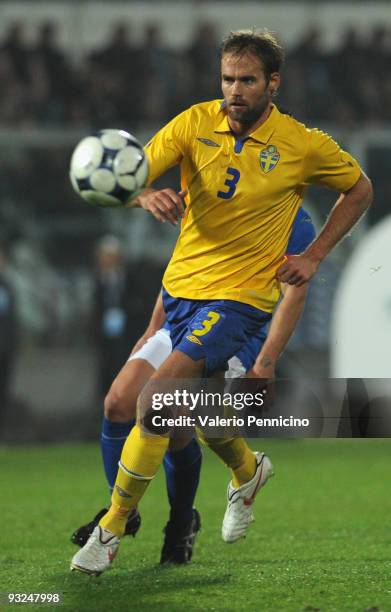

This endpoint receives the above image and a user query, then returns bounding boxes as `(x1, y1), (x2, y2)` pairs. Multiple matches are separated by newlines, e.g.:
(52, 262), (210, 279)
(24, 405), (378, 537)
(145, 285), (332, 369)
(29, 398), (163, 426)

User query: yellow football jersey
(145, 101), (361, 312)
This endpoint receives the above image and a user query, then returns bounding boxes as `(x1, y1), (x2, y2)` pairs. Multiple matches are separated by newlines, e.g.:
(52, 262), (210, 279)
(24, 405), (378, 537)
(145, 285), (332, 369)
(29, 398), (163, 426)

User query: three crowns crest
(260, 144), (280, 173)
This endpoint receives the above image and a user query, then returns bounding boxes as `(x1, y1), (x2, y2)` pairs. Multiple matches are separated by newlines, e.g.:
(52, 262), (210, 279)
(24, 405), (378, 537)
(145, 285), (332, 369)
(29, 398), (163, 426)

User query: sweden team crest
(260, 144), (280, 173)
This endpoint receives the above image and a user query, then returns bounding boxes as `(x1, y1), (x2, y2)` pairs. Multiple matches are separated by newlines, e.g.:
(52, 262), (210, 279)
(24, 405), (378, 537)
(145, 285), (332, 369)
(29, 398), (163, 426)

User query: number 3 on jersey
(217, 167), (240, 200)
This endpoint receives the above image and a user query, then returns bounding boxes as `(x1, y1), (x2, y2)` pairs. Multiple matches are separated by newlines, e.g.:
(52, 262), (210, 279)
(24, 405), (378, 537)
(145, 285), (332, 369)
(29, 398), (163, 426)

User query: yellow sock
(100, 423), (169, 537)
(201, 436), (256, 488)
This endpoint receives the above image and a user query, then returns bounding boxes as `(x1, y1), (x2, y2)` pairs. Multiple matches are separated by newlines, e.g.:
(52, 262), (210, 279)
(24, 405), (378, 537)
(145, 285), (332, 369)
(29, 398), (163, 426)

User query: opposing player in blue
(71, 206), (315, 565)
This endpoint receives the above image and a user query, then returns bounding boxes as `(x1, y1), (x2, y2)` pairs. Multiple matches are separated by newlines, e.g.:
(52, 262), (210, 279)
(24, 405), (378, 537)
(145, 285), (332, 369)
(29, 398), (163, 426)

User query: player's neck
(228, 104), (273, 139)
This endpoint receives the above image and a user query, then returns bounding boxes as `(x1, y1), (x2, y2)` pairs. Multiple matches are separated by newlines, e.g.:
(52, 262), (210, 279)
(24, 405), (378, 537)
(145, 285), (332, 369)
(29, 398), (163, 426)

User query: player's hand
(247, 362), (275, 380)
(246, 363), (275, 411)
(276, 253), (319, 286)
(139, 188), (187, 226)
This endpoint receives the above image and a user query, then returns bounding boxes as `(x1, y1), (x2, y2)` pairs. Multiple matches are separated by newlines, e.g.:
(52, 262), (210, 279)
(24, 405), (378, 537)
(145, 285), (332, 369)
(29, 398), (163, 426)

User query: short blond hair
(221, 29), (284, 81)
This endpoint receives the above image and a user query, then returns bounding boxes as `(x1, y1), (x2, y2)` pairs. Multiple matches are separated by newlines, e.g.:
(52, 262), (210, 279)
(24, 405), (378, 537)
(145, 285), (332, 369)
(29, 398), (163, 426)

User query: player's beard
(227, 89), (272, 128)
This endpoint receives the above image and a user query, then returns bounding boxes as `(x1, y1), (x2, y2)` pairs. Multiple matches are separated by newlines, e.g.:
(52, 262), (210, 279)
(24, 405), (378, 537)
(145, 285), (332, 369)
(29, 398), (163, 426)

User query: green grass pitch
(0, 440), (390, 612)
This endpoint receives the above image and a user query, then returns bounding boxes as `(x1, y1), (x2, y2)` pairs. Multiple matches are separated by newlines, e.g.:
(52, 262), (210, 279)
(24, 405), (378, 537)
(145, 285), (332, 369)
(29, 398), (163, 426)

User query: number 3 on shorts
(192, 311), (221, 337)
(217, 167), (240, 200)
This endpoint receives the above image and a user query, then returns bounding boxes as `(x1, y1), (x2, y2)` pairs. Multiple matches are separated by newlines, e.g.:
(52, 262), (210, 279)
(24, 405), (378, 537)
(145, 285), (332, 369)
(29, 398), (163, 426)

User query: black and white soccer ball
(69, 129), (149, 207)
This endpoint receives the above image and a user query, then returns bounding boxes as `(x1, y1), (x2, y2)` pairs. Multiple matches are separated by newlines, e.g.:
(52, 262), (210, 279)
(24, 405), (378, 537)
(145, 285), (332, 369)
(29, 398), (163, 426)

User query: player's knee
(104, 386), (135, 423)
(137, 387), (173, 436)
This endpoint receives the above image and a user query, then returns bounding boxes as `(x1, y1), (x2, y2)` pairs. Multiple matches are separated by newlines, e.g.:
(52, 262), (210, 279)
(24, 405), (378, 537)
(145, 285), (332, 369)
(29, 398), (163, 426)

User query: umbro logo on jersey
(260, 144), (280, 173)
(196, 137), (220, 148)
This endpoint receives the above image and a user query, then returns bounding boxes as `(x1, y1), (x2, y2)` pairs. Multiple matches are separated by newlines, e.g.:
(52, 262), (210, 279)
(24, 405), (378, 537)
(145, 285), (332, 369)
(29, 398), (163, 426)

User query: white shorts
(128, 328), (246, 378)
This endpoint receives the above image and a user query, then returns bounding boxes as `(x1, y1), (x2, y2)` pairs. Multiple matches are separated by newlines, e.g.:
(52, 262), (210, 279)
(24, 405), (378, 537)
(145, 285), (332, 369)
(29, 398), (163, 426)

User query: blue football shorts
(162, 289), (271, 376)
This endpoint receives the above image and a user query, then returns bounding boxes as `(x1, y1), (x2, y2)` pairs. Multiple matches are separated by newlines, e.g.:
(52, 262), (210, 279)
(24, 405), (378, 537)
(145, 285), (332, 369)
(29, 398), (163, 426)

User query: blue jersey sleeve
(286, 207), (316, 255)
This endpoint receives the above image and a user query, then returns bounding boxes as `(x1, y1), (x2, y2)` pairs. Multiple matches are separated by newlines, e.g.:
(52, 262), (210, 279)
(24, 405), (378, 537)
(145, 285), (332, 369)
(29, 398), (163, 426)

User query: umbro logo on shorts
(186, 335), (203, 345)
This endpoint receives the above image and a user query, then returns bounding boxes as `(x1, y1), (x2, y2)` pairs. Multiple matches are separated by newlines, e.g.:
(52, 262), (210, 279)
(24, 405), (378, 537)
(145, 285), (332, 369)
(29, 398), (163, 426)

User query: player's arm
(247, 282), (308, 378)
(277, 173), (373, 286)
(130, 289), (166, 355)
(127, 108), (192, 225)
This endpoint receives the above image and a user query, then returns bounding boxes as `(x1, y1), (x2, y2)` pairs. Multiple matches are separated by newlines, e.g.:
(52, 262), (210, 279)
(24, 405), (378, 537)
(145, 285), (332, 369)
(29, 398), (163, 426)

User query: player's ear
(269, 72), (280, 95)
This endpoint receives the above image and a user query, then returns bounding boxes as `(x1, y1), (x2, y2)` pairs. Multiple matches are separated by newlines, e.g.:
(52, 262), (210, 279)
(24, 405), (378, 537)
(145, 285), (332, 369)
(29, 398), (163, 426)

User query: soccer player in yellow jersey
(71, 29), (372, 575)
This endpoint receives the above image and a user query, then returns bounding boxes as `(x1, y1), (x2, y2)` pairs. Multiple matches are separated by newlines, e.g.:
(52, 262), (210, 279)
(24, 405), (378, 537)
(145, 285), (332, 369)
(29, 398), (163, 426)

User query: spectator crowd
(0, 20), (390, 129)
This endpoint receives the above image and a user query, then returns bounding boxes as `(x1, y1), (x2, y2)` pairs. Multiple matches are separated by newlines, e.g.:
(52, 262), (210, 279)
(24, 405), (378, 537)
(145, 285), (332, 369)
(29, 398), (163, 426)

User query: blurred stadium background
(0, 0), (390, 442)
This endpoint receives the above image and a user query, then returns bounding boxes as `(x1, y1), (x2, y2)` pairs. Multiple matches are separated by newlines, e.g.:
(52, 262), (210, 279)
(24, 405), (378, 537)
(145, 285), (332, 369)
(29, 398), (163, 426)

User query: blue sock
(163, 438), (202, 528)
(101, 417), (135, 492)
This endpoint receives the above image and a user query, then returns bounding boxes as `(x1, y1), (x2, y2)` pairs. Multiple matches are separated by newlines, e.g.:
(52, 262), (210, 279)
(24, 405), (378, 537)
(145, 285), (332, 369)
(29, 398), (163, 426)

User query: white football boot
(70, 525), (120, 575)
(222, 451), (274, 543)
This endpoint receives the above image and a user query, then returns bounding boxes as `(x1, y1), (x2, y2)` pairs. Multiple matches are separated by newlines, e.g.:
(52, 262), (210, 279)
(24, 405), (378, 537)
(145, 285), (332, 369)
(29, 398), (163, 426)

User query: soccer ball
(69, 129), (149, 207)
